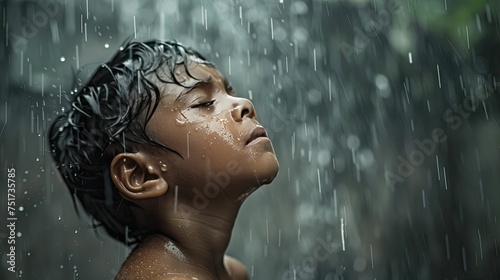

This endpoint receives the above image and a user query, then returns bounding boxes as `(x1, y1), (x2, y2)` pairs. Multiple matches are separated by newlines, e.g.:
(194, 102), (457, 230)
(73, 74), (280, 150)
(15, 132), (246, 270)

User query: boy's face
(145, 61), (279, 200)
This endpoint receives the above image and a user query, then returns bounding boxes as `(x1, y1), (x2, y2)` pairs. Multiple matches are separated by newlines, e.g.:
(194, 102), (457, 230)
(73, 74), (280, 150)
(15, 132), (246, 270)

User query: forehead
(156, 61), (227, 102)
(173, 61), (225, 86)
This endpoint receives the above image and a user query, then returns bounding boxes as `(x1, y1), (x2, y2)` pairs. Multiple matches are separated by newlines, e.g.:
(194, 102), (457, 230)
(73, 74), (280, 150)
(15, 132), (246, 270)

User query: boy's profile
(48, 39), (279, 279)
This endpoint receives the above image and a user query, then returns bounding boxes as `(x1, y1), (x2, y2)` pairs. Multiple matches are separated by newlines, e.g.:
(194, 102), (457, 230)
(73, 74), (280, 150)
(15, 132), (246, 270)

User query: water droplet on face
(160, 164), (167, 172)
(175, 117), (186, 125)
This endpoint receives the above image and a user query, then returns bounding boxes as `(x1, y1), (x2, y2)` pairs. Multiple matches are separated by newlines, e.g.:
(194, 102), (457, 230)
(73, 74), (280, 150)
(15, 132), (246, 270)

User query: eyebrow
(174, 75), (233, 102)
(174, 79), (210, 103)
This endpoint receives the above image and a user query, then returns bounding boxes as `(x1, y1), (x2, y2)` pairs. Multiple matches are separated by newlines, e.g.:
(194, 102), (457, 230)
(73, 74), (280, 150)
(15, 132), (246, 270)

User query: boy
(48, 40), (279, 279)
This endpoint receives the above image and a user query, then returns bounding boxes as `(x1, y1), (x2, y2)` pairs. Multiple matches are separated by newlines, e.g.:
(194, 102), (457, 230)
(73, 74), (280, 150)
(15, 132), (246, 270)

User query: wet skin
(111, 62), (279, 279)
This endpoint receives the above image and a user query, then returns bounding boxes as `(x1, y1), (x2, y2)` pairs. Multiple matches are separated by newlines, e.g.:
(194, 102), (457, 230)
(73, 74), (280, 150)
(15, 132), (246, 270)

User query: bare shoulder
(117, 274), (194, 280)
(116, 258), (193, 280)
(115, 238), (192, 280)
(224, 255), (249, 280)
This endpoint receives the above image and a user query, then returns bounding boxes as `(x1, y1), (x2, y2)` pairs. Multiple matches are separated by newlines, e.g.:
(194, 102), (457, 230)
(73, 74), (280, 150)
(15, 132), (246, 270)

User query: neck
(149, 189), (243, 277)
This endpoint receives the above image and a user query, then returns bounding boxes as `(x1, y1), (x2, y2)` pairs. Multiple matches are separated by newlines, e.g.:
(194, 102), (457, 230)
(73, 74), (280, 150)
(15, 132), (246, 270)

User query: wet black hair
(48, 39), (213, 245)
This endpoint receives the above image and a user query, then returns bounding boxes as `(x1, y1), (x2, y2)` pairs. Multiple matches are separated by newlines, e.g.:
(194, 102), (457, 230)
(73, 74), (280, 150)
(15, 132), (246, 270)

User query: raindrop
(290, 1), (308, 15)
(358, 149), (375, 169)
(104, 43), (109, 48)
(307, 89), (322, 105)
(292, 27), (309, 44)
(17, 232), (22, 237)
(60, 56), (65, 62)
(375, 74), (391, 98)
(317, 149), (331, 166)
(353, 257), (367, 272)
(160, 164), (167, 172)
(346, 135), (360, 150)
(19, 206), (24, 212)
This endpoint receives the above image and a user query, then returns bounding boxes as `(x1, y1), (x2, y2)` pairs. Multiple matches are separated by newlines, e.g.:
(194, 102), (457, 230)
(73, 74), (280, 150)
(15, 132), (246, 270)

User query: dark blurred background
(1, 0), (499, 279)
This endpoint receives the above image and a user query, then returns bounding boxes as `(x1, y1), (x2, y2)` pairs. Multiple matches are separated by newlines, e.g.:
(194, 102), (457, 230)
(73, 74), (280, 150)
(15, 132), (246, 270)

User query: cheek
(183, 111), (241, 147)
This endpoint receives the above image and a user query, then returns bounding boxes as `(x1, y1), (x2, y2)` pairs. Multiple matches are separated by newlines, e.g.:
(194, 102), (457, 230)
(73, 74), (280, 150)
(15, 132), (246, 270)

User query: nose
(231, 97), (256, 121)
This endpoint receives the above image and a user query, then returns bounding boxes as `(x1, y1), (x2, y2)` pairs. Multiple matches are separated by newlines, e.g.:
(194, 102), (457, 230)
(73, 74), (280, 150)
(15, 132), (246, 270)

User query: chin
(255, 152), (279, 186)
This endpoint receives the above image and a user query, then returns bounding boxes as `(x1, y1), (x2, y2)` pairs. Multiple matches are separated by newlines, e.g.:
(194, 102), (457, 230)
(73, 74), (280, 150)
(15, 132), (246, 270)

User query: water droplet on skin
(164, 241), (186, 260)
(160, 164), (167, 172)
(175, 117), (186, 125)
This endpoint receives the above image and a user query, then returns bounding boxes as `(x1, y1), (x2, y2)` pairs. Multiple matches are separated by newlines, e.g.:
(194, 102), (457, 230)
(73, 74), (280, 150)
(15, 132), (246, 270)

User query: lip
(246, 126), (269, 145)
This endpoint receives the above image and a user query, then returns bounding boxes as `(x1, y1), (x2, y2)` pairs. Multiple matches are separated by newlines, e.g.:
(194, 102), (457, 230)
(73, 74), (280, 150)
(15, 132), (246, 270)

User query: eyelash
(191, 100), (215, 109)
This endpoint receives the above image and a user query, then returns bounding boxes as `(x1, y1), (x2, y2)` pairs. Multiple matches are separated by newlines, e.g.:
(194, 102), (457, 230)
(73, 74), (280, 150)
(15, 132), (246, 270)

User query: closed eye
(191, 100), (215, 108)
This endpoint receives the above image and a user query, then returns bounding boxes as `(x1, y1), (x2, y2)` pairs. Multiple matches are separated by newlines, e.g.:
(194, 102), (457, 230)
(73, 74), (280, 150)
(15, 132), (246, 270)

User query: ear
(110, 152), (168, 200)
